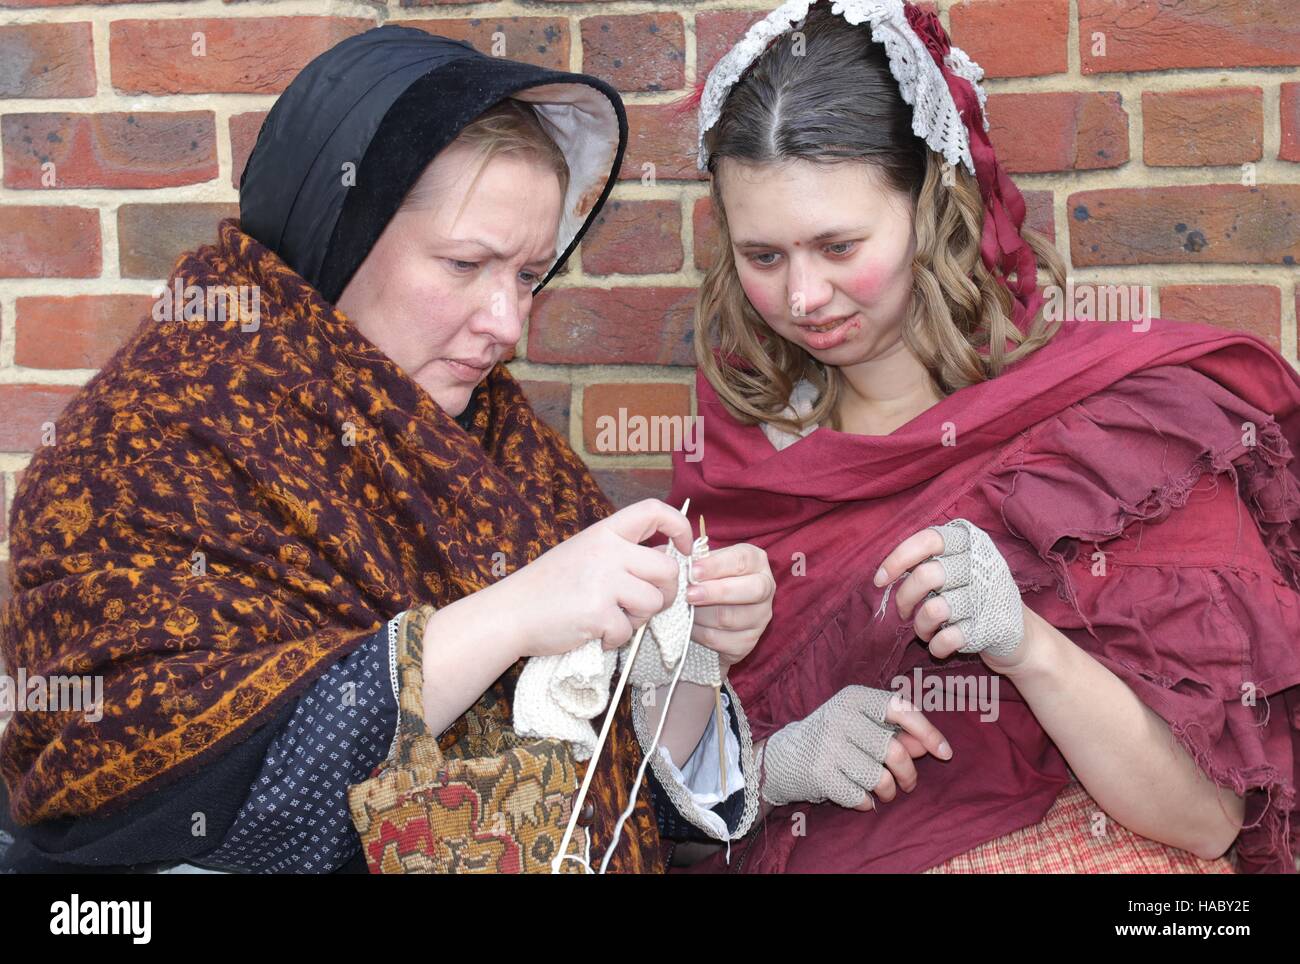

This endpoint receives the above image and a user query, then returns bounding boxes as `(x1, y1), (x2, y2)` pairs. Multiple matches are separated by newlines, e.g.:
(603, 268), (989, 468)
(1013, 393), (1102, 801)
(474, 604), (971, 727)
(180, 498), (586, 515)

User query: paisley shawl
(0, 218), (662, 872)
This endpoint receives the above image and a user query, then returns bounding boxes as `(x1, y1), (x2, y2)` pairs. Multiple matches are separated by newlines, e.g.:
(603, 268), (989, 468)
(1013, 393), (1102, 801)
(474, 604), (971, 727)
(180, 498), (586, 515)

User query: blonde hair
(400, 98), (571, 219)
(696, 4), (1067, 435)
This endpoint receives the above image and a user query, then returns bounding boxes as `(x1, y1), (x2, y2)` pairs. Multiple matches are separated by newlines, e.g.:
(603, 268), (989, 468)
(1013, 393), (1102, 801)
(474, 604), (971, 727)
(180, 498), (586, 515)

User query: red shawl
(668, 316), (1300, 873)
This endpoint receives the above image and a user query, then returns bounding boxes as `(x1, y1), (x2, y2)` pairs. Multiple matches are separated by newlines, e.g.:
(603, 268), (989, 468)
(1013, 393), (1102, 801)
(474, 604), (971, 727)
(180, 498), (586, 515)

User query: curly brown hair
(697, 2), (1067, 435)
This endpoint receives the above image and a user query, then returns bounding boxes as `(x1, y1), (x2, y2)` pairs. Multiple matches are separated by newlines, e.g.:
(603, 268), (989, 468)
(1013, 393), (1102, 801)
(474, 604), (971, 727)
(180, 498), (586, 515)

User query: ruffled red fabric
(668, 317), (1300, 873)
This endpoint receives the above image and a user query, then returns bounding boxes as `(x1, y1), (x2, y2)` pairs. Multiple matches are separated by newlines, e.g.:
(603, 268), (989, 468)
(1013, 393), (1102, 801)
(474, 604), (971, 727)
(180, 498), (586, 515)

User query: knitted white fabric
(513, 536), (716, 759)
(759, 685), (900, 808)
(622, 536), (722, 688)
(696, 0), (989, 175)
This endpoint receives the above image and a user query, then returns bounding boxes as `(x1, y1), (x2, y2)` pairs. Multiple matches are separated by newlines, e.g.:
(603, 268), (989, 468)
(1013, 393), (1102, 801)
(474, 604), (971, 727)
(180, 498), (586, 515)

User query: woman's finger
(686, 570), (770, 607)
(688, 620), (754, 664)
(689, 543), (765, 582)
(606, 498), (695, 556)
(895, 559), (947, 622)
(873, 527), (945, 589)
(625, 542), (685, 610)
(894, 730), (928, 759)
(884, 694), (953, 761)
(882, 737), (919, 793)
(612, 571), (669, 626)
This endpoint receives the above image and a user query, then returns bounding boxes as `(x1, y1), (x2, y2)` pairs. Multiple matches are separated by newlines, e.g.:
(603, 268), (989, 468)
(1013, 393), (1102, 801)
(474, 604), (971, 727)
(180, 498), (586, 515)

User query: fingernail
(686, 586), (704, 604)
(873, 566), (887, 587)
(937, 741), (952, 760)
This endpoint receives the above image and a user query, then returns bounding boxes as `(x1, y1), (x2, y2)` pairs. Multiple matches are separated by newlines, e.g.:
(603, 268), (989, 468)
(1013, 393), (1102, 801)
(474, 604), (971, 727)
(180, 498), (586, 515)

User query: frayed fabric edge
(1031, 422), (1300, 640)
(1169, 715), (1297, 874)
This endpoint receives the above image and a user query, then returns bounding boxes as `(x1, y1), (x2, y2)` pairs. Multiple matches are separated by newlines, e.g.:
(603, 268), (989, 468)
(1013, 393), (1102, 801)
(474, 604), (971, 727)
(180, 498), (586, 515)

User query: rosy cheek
(738, 272), (784, 323)
(844, 264), (885, 306)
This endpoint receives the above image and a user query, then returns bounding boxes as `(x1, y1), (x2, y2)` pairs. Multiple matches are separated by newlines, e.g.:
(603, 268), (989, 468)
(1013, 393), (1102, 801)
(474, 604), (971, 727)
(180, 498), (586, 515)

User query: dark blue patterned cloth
(192, 624), (397, 873)
(194, 612), (744, 872)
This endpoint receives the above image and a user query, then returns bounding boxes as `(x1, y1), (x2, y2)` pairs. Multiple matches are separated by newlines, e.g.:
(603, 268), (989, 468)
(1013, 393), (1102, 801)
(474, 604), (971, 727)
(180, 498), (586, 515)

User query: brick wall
(2, 0), (1299, 608)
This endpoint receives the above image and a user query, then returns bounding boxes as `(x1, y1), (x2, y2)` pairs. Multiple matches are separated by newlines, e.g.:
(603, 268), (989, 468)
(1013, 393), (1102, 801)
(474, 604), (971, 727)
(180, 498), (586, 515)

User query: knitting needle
(553, 618), (650, 874)
(696, 515), (729, 799)
(554, 498), (693, 874)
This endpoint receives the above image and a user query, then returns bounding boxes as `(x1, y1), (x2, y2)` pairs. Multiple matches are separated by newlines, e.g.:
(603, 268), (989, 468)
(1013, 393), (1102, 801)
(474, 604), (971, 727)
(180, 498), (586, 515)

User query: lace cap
(696, 0), (988, 175)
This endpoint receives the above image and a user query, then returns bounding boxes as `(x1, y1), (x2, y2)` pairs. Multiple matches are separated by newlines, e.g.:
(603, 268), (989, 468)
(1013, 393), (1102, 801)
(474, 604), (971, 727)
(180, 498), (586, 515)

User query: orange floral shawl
(0, 218), (662, 872)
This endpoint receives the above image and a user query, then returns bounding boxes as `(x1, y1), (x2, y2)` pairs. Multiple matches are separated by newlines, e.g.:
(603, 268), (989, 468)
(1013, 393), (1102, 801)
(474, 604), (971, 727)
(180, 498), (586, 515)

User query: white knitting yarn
(513, 536), (716, 759)
(623, 536), (722, 688)
(696, 0), (989, 176)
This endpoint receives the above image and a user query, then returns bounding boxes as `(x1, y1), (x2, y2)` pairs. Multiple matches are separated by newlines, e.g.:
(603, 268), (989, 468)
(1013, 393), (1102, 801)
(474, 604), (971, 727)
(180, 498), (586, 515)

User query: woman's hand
(490, 498), (695, 660)
(758, 685), (952, 811)
(681, 543), (775, 670)
(874, 518), (1038, 675)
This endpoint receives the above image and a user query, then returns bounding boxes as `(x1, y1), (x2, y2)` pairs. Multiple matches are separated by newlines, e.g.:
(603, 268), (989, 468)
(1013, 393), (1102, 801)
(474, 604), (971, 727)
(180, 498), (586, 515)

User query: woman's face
(717, 157), (917, 365)
(336, 141), (563, 417)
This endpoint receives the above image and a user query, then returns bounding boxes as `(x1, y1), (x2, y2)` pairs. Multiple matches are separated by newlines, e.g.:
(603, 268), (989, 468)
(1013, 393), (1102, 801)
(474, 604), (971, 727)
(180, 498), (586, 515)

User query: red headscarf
(668, 317), (1300, 872)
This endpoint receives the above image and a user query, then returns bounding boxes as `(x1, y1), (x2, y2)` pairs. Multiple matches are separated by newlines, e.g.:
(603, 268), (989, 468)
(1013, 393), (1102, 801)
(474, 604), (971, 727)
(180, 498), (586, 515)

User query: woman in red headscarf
(669, 0), (1300, 873)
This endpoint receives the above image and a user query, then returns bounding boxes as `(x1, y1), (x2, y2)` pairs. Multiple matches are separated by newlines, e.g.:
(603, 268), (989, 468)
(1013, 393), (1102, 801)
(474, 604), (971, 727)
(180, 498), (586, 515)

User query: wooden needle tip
(699, 515), (707, 540)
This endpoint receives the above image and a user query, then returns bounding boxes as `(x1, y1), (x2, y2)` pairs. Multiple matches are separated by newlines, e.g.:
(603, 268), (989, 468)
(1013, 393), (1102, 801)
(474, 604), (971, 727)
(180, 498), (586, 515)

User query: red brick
(517, 378), (571, 439)
(949, 0), (1069, 78)
(590, 468), (674, 509)
(393, 18), (569, 71)
(15, 295), (152, 369)
(528, 287), (696, 366)
(0, 206), (100, 278)
(986, 92), (1128, 174)
(693, 197), (720, 272)
(110, 17), (370, 95)
(695, 11), (767, 81)
(619, 104), (702, 182)
(581, 199), (682, 275)
(117, 204), (239, 279)
(0, 385), (81, 453)
(1282, 84), (1300, 164)
(582, 382), (691, 455)
(0, 22), (95, 98)
(581, 14), (684, 92)
(1022, 190), (1056, 243)
(1158, 284), (1281, 351)
(1143, 88), (1262, 167)
(1068, 185), (1300, 267)
(230, 111), (268, 189)
(1080, 0), (1300, 74)
(3, 112), (217, 190)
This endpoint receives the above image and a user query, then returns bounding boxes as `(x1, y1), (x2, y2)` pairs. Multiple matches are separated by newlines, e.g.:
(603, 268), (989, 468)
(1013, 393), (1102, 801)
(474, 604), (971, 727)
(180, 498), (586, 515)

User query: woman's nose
(476, 285), (526, 343)
(787, 258), (833, 319)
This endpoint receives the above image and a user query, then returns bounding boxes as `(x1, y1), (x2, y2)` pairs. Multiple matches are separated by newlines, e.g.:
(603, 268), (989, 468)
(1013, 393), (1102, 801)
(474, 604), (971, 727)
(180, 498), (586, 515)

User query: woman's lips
(443, 358), (491, 381)
(795, 313), (859, 351)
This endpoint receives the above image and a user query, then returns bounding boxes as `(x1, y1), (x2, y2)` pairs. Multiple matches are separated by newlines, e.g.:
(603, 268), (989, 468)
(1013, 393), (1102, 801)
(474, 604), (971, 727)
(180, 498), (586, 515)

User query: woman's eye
(748, 252), (780, 267)
(446, 259), (479, 272)
(825, 241), (856, 256)
(519, 270), (539, 285)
